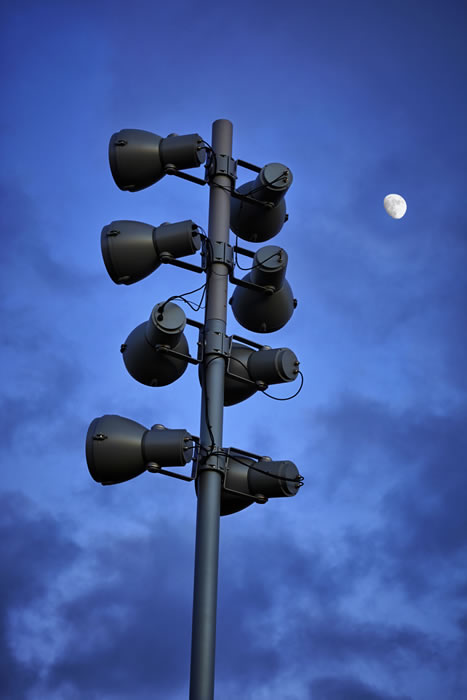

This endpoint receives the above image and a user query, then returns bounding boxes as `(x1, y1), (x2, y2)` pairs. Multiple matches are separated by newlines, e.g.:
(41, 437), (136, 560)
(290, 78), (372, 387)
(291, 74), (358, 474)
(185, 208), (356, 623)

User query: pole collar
(203, 330), (230, 357)
(206, 153), (237, 183)
(197, 449), (226, 476)
(205, 241), (234, 270)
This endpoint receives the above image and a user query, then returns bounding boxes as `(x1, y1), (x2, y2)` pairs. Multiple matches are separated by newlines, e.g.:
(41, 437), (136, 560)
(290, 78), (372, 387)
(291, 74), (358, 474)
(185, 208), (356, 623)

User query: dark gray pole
(189, 119), (233, 700)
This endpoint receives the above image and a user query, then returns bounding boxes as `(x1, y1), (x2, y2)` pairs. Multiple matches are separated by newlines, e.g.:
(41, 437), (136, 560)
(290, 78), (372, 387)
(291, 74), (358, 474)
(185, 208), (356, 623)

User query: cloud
(310, 675), (411, 700)
(0, 490), (195, 699)
(45, 526), (194, 699)
(0, 492), (80, 699)
(2, 435), (466, 700)
(313, 393), (467, 592)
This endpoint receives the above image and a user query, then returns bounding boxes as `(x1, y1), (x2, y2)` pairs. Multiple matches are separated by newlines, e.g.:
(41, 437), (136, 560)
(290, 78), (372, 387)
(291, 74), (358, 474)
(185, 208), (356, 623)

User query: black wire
(158, 280), (207, 316)
(201, 355), (226, 454)
(210, 181), (234, 195)
(191, 284), (206, 311)
(228, 354), (304, 401)
(153, 231), (213, 443)
(200, 139), (213, 153)
(260, 371), (304, 401)
(200, 141), (215, 169)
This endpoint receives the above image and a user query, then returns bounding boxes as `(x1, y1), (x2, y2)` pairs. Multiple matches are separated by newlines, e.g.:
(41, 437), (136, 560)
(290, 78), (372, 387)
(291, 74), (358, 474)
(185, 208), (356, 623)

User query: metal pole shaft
(189, 119), (233, 700)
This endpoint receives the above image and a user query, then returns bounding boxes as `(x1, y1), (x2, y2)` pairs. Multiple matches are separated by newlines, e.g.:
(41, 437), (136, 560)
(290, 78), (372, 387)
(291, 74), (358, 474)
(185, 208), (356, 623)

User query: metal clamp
(203, 330), (230, 357)
(207, 241), (234, 270)
(199, 451), (226, 475)
(192, 443), (227, 477)
(206, 153), (237, 182)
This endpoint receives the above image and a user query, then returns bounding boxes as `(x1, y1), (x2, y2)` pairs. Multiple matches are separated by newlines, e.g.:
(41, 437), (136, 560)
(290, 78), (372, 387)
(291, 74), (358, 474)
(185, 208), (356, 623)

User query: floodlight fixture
(230, 245), (296, 332)
(86, 414), (193, 485)
(121, 301), (190, 386)
(220, 453), (301, 515)
(224, 342), (300, 406)
(109, 129), (206, 192)
(230, 162), (293, 242)
(101, 219), (201, 285)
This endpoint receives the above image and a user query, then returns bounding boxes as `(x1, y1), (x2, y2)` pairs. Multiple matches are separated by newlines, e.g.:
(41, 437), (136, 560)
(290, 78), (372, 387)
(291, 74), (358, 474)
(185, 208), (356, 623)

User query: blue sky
(1, 1), (466, 698)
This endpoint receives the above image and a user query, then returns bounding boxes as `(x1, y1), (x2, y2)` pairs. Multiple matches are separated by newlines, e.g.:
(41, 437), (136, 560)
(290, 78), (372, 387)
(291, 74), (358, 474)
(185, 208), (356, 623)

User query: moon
(384, 193), (407, 219)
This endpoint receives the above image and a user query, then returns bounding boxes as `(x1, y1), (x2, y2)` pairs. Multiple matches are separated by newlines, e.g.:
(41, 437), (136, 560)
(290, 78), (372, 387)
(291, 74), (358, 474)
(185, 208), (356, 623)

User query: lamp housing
(230, 246), (296, 333)
(101, 219), (201, 285)
(86, 414), (193, 485)
(230, 162), (293, 242)
(220, 454), (301, 515)
(223, 342), (300, 406)
(109, 129), (206, 192)
(121, 301), (190, 386)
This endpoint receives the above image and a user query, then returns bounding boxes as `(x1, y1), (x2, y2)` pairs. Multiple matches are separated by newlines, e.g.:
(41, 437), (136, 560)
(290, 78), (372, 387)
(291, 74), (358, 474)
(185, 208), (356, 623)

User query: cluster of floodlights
(86, 128), (302, 514)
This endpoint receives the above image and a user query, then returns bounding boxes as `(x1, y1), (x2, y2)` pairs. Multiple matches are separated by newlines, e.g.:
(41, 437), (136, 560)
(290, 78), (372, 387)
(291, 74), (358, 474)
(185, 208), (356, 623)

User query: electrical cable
(200, 355), (226, 455)
(226, 355), (304, 402)
(209, 181), (234, 195)
(260, 370), (304, 401)
(157, 280), (207, 318)
(200, 139), (214, 154)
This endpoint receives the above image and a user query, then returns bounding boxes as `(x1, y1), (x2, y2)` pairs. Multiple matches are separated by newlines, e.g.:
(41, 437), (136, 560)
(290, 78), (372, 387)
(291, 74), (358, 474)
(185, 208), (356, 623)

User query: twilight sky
(1, 1), (466, 699)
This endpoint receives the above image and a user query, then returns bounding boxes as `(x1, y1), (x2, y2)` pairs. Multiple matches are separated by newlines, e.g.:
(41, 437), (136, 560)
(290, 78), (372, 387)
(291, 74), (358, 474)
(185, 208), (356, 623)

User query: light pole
(190, 118), (232, 699)
(85, 118), (303, 700)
